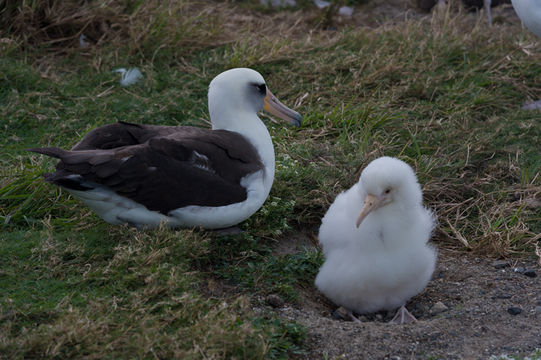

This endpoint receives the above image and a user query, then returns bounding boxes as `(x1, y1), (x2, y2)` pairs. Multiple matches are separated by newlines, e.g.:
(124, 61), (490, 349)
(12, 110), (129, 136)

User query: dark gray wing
(71, 121), (179, 150)
(28, 126), (264, 214)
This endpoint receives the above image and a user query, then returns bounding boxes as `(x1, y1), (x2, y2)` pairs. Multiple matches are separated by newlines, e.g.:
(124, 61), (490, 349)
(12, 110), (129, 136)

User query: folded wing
(28, 122), (264, 214)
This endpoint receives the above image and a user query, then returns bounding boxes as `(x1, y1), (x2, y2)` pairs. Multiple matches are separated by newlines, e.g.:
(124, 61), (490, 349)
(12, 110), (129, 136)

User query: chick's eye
(256, 83), (267, 95)
(384, 188), (391, 194)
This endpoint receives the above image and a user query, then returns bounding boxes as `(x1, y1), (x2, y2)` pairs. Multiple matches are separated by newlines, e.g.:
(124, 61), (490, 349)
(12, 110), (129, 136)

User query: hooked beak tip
(355, 194), (380, 229)
(263, 89), (303, 127)
(292, 114), (302, 127)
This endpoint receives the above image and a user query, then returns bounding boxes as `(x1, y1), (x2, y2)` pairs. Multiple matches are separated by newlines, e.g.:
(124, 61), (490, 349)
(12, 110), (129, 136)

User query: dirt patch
(268, 237), (541, 359)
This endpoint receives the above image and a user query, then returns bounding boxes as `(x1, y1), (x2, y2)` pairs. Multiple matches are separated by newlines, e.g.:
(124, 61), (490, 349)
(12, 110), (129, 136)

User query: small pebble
(522, 100), (541, 110)
(358, 315), (369, 322)
(332, 306), (350, 321)
(265, 294), (284, 308)
(513, 267), (537, 277)
(414, 302), (427, 315)
(492, 260), (510, 269)
(430, 301), (449, 315)
(493, 293), (512, 299)
(507, 307), (522, 315)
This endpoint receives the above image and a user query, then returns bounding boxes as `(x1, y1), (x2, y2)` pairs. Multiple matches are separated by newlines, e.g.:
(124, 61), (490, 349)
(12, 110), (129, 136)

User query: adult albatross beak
(264, 88), (302, 127)
(355, 194), (383, 228)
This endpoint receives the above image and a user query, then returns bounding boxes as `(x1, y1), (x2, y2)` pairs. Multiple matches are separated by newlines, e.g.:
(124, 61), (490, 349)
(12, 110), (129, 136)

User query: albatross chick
(315, 157), (437, 324)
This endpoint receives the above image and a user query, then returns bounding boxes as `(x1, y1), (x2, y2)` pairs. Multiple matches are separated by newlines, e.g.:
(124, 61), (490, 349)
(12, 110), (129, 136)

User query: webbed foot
(389, 306), (417, 324)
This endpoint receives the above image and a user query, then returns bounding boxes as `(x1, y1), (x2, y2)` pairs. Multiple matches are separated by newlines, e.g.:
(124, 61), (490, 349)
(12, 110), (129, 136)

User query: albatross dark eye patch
(254, 83), (267, 96)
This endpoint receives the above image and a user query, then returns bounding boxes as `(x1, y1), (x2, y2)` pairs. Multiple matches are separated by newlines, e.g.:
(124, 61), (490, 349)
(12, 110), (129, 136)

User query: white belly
(315, 245), (436, 314)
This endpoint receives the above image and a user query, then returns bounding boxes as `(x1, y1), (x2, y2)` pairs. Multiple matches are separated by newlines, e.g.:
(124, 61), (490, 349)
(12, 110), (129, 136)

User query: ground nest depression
(263, 243), (541, 359)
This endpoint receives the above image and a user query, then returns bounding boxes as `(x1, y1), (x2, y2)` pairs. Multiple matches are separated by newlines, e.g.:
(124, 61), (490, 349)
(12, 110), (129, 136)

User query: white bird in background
(512, 0), (541, 37)
(511, 0), (541, 110)
(315, 157), (437, 324)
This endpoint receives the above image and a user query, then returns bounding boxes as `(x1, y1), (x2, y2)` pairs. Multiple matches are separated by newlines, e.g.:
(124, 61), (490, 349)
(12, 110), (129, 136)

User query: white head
(356, 157), (423, 228)
(208, 68), (302, 130)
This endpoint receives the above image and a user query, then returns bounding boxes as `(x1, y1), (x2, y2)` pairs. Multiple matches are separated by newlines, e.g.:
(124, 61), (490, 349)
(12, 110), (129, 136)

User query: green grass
(490, 348), (541, 360)
(1, 0), (541, 358)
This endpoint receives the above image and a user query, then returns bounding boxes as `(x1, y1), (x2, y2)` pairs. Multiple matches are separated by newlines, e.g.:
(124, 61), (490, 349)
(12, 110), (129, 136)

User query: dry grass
(0, 225), (301, 358)
(1, 293), (269, 359)
(1, 0), (325, 62)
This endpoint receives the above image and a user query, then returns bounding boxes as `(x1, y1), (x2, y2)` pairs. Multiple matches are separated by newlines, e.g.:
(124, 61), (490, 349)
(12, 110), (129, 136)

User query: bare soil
(267, 233), (541, 360)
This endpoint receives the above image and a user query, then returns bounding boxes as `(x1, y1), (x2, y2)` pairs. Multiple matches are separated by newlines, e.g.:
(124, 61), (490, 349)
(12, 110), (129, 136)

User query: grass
(490, 349), (541, 360)
(1, 0), (540, 358)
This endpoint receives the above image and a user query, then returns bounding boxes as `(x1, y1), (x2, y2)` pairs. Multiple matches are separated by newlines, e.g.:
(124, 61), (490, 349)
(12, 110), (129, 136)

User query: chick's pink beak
(356, 194), (383, 228)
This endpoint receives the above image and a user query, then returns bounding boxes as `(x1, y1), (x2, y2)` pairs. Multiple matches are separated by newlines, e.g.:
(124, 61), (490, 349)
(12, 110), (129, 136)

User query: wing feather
(28, 124), (264, 214)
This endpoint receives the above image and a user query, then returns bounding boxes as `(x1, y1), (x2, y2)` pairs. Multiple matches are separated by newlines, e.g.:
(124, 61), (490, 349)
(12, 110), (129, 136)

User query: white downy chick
(315, 157), (437, 324)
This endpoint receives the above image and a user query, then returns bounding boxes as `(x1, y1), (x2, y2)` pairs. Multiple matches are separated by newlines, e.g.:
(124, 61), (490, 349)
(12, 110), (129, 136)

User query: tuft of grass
(216, 249), (323, 301)
(2, 0), (229, 57)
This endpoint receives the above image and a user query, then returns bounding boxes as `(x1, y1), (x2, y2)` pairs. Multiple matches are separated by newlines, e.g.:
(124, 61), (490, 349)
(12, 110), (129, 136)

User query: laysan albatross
(28, 68), (302, 229)
(315, 157), (437, 324)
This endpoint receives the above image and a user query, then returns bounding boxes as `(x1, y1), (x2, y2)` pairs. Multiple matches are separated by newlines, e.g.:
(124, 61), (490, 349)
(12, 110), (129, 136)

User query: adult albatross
(315, 157), (437, 324)
(28, 68), (302, 229)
